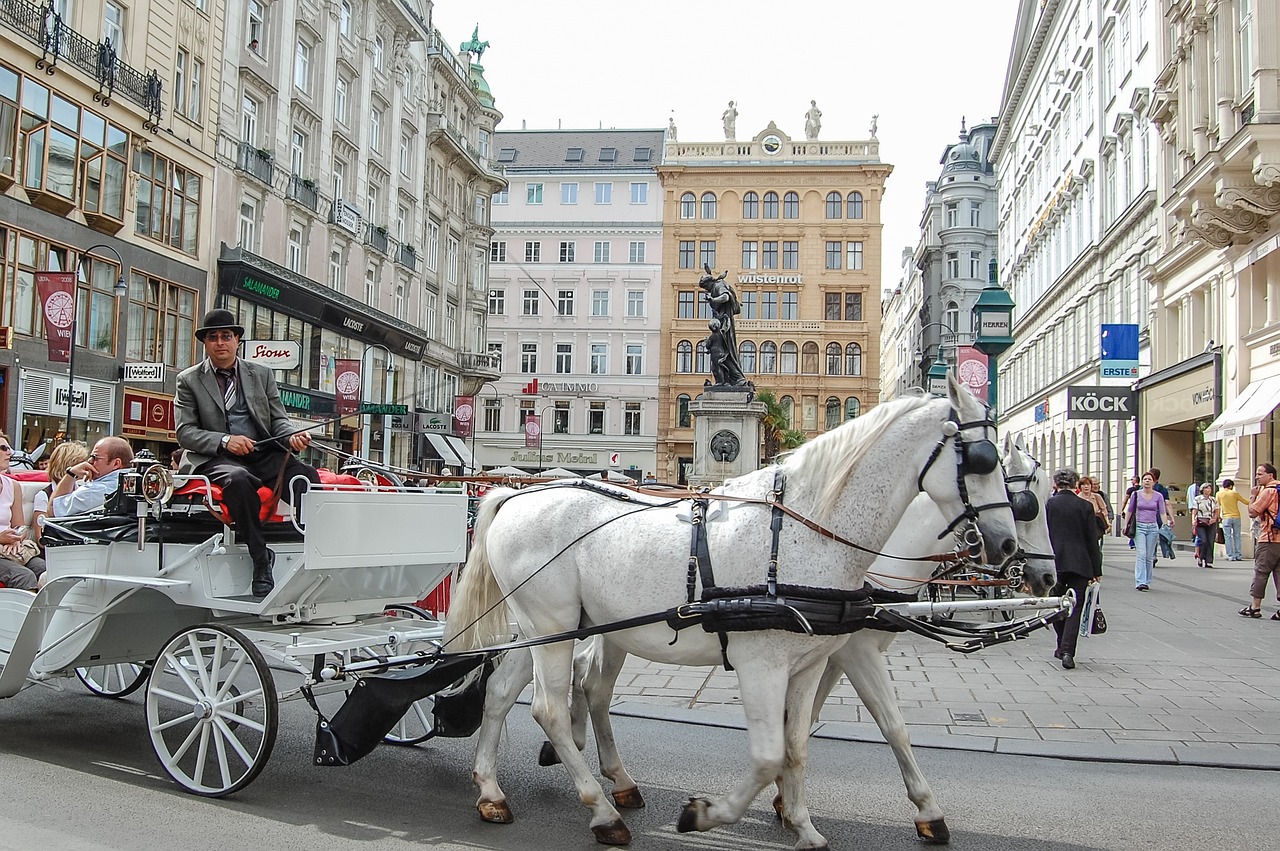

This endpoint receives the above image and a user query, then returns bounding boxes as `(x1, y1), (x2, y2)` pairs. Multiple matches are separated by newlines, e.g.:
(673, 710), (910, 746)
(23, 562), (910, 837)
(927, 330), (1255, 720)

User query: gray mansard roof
(493, 129), (667, 172)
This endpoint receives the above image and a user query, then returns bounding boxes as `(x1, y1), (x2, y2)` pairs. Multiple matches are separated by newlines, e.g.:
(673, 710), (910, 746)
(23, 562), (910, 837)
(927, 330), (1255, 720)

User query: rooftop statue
(804, 100), (822, 140)
(722, 100), (738, 141)
(459, 24), (489, 61)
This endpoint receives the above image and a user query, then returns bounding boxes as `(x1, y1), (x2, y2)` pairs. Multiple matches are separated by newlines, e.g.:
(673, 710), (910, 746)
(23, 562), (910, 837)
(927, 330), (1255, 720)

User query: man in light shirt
(49, 436), (134, 517)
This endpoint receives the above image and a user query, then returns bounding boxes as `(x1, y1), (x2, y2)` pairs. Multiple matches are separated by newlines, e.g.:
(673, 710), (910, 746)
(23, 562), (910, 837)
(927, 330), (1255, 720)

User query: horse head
(1002, 434), (1058, 596)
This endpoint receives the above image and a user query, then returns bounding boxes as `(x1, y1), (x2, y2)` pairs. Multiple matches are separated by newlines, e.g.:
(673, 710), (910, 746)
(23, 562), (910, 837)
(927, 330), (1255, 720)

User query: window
(426, 220), (439, 270)
(338, 0), (351, 36)
(484, 397), (502, 432)
(370, 107), (382, 152)
(845, 397), (861, 420)
(761, 291), (778, 320)
(630, 182), (647, 204)
(290, 129), (306, 175)
(945, 202), (958, 227)
(524, 241), (541, 262)
(699, 241), (716, 269)
(594, 182), (612, 204)
(780, 342), (798, 374)
(555, 343), (572, 374)
(294, 40), (311, 93)
(742, 191), (759, 219)
(739, 341), (757, 373)
(588, 401), (605, 434)
(559, 241), (576, 263)
(135, 150), (201, 254)
(825, 191), (842, 218)
(488, 288), (504, 314)
(944, 301), (960, 332)
(561, 182), (578, 204)
(846, 241), (863, 271)
(518, 400), (535, 428)
(679, 240), (696, 269)
(174, 50), (190, 119)
(624, 402), (641, 435)
(104, 2), (125, 46)
(373, 35), (384, 70)
(399, 133), (411, 174)
(825, 241), (842, 269)
(825, 397), (841, 430)
(680, 192), (695, 219)
(590, 343), (607, 375)
(287, 226), (303, 272)
(125, 272), (197, 368)
(825, 343), (843, 375)
(676, 340), (693, 373)
(520, 342), (537, 373)
(700, 192), (717, 219)
(762, 240), (778, 269)
(778, 241), (795, 270)
(593, 241), (611, 263)
(328, 247), (343, 289)
(527, 183), (543, 204)
(493, 188), (508, 205)
(847, 191), (864, 219)
(522, 288), (540, 315)
(781, 291), (797, 320)
(742, 241), (758, 269)
(677, 394), (692, 428)
(946, 252), (959, 278)
(592, 289), (609, 316)
(446, 234), (460, 285)
(364, 267), (377, 308)
(783, 191), (799, 218)
(490, 240), (506, 262)
(247, 1), (264, 50)
(627, 290), (644, 317)
(846, 344), (863, 376)
(824, 293), (840, 320)
(969, 250), (981, 279)
(625, 344), (642, 375)
(759, 341), (777, 373)
(1240, 0), (1255, 93)
(553, 401), (570, 434)
(969, 201), (981, 227)
(762, 191), (779, 219)
(557, 289), (574, 316)
(629, 241), (645, 263)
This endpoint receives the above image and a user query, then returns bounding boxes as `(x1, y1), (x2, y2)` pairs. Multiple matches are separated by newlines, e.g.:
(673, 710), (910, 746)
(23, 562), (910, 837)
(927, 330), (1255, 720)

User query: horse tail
(444, 487), (517, 652)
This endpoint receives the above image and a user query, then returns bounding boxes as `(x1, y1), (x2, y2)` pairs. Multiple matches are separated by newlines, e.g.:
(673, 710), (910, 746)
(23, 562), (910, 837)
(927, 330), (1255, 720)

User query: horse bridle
(1002, 456), (1055, 578)
(916, 407), (1012, 557)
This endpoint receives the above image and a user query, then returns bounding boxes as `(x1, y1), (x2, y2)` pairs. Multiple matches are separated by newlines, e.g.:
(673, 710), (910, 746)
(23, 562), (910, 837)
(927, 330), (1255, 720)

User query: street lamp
(972, 259), (1016, 416)
(468, 380), (499, 475)
(914, 321), (955, 393)
(71, 244), (129, 442)
(361, 342), (394, 464)
(536, 403), (557, 475)
(926, 351), (950, 396)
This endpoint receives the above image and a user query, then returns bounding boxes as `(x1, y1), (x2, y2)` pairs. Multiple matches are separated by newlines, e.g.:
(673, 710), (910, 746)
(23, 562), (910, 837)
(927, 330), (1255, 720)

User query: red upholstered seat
(317, 468), (363, 488)
(173, 480), (280, 523)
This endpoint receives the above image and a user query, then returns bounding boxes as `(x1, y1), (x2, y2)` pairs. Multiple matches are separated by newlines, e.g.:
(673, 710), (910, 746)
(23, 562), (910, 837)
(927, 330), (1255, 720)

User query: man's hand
(287, 431), (312, 452)
(226, 434), (256, 456)
(68, 459), (95, 481)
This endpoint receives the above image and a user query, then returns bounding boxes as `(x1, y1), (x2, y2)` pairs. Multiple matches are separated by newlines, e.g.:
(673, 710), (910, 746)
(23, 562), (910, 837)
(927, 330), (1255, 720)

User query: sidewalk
(606, 538), (1280, 769)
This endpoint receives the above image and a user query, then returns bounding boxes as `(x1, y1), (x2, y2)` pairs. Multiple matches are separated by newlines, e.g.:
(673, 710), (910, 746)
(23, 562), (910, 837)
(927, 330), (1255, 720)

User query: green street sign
(360, 403), (409, 415)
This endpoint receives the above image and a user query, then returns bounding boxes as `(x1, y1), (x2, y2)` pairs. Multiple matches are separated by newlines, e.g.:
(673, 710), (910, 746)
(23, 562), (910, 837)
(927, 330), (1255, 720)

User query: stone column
(687, 388), (766, 489)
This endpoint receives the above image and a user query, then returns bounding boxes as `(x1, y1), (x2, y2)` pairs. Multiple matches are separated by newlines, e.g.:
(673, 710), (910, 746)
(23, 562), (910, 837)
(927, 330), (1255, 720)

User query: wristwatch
(220, 434), (232, 450)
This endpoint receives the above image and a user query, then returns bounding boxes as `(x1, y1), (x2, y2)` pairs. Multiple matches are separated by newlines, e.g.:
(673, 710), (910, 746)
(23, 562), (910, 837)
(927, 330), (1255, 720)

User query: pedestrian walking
(1046, 467), (1103, 670)
(1123, 474), (1140, 548)
(1192, 483), (1219, 568)
(1238, 463), (1280, 620)
(1077, 476), (1110, 543)
(1217, 478), (1249, 561)
(1123, 471), (1172, 591)
(1150, 469), (1175, 561)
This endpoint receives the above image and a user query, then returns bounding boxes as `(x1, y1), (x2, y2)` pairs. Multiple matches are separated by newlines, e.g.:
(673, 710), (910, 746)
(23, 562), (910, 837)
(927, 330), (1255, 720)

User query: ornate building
(656, 122), (890, 483)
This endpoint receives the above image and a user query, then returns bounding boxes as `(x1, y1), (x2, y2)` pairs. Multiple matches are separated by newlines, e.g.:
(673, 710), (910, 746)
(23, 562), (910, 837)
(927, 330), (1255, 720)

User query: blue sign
(1100, 324), (1139, 379)
(1034, 399), (1050, 422)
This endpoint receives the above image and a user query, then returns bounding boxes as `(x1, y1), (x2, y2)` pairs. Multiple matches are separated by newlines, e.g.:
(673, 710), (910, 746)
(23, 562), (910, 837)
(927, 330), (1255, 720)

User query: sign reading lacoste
(1067, 385), (1135, 420)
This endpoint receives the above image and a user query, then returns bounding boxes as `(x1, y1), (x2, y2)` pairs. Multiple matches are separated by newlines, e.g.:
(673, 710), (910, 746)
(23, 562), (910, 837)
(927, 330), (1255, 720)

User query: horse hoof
(612, 786), (646, 809)
(772, 792), (784, 820)
(591, 819), (631, 845)
(537, 740), (561, 766)
(916, 818), (951, 844)
(477, 800), (514, 824)
(677, 797), (710, 833)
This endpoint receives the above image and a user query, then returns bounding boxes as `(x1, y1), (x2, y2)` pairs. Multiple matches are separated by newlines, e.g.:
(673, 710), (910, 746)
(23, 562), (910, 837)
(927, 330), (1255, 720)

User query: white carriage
(0, 460), (476, 797)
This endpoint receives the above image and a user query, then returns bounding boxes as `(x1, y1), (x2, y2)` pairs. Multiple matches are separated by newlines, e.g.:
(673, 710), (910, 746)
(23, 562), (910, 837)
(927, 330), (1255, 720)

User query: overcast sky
(432, 0), (1021, 294)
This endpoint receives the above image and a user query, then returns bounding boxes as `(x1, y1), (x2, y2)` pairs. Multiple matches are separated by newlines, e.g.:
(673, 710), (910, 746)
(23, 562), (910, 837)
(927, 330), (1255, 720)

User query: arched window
(675, 340), (692, 373)
(824, 397), (841, 430)
(680, 192), (695, 219)
(845, 396), (861, 421)
(759, 341), (777, 373)
(762, 191), (779, 219)
(738, 340), (757, 373)
(801, 341), (819, 374)
(826, 342), (842, 375)
(695, 340), (709, 373)
(742, 191), (758, 219)
(780, 395), (794, 427)
(845, 343), (863, 376)
(847, 191), (864, 219)
(944, 301), (960, 332)
(783, 191), (799, 218)
(825, 191), (842, 219)
(779, 341), (798, 374)
(700, 192), (717, 219)
(677, 394), (691, 428)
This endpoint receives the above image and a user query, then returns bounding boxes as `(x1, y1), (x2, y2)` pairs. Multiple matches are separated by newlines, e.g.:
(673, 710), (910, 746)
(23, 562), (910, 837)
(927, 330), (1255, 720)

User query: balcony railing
(238, 142), (274, 185)
(1, 0), (163, 124)
(458, 351), (501, 376)
(365, 223), (389, 254)
(397, 244), (418, 270)
(287, 175), (319, 212)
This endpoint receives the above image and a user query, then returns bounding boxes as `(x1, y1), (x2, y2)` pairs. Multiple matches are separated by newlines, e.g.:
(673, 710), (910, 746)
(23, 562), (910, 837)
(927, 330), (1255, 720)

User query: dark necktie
(216, 368), (237, 409)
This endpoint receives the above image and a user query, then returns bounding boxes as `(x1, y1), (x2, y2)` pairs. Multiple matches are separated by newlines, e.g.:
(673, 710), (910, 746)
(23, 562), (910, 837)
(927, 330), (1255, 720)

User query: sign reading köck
(1067, 385), (1135, 419)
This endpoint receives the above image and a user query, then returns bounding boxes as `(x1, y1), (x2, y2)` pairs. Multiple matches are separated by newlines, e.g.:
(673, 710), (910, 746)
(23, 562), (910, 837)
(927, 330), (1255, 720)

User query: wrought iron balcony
(2, 0), (163, 125)
(237, 142), (274, 185)
(397, 243), (417, 270)
(287, 174), (319, 212)
(365, 223), (390, 254)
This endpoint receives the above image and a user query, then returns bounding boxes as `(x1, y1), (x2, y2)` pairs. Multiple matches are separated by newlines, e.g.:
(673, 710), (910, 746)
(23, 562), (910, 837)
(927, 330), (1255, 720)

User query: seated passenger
(49, 436), (134, 517)
(32, 441), (89, 547)
(0, 433), (47, 591)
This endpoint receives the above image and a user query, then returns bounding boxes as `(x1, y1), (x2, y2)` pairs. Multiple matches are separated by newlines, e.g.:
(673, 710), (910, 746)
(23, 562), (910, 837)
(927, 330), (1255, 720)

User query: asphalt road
(0, 682), (1270, 850)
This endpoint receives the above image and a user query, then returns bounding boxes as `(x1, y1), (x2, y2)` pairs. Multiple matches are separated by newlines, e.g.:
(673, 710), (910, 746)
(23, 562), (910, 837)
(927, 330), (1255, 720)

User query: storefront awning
(424, 432), (463, 466)
(444, 436), (475, 471)
(1204, 375), (1280, 442)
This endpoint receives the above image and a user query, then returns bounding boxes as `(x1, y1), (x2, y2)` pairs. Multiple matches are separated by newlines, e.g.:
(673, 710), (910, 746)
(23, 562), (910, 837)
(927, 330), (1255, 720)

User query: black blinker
(963, 440), (1000, 475)
(1009, 490), (1039, 522)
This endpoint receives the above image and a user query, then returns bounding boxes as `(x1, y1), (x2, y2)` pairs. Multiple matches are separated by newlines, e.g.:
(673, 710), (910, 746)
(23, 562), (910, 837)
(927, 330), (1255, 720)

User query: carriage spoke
(151, 711), (197, 733)
(214, 653), (248, 702)
(217, 710), (266, 734)
(218, 685), (262, 706)
(167, 651), (205, 699)
(186, 634), (213, 695)
(169, 720), (203, 764)
(211, 718), (233, 789)
(149, 687), (199, 706)
(214, 717), (256, 767)
(193, 724), (211, 786)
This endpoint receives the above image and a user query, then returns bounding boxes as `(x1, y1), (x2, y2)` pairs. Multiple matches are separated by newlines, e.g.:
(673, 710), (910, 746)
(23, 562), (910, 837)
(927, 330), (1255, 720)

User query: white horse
(444, 380), (1018, 849)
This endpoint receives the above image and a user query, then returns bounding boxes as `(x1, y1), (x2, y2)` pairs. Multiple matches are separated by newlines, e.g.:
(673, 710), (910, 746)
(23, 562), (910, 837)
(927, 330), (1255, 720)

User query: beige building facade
(656, 124), (890, 483)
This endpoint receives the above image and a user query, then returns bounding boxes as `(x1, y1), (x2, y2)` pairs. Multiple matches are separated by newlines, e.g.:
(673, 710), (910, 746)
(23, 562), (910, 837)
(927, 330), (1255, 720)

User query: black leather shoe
(1053, 649), (1063, 659)
(251, 549), (276, 599)
(1061, 654), (1075, 670)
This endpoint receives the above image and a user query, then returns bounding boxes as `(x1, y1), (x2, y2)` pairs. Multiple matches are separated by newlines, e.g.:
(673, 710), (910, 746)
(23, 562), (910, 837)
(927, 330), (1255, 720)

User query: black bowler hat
(195, 308), (245, 341)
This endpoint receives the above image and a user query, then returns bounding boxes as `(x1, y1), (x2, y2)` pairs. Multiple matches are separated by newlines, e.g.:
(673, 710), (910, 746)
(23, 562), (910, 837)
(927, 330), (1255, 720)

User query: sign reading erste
(243, 340), (301, 370)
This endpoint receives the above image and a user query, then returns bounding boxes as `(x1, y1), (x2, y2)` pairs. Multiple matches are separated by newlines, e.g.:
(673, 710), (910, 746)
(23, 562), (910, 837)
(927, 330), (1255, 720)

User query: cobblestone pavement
(606, 538), (1280, 769)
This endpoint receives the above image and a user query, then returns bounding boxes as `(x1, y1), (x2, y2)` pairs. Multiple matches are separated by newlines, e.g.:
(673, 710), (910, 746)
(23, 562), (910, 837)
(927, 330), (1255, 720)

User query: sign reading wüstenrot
(1067, 385), (1136, 419)
(244, 340), (301, 370)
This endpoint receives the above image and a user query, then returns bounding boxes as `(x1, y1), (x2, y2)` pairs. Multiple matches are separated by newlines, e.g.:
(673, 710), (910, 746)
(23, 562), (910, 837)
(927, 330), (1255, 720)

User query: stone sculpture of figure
(869, 113), (879, 138)
(668, 115), (678, 141)
(722, 100), (738, 141)
(699, 266), (749, 387)
(804, 100), (822, 140)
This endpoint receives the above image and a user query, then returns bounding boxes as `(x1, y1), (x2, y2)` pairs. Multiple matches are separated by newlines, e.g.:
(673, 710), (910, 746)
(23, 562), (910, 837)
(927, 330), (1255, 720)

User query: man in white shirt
(49, 436), (133, 517)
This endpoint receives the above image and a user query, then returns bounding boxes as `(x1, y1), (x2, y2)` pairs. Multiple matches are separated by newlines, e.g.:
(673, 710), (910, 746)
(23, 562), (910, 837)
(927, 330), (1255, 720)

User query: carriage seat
(172, 480), (290, 524)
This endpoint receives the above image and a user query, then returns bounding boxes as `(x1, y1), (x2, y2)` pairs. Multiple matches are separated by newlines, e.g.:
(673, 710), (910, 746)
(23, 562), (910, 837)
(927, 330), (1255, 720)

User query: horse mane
(783, 393), (937, 522)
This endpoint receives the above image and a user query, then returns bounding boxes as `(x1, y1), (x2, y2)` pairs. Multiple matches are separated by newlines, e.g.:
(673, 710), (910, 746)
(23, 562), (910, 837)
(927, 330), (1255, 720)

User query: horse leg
(528, 642), (630, 845)
(538, 639), (594, 767)
(775, 659), (833, 850)
(839, 633), (948, 843)
(472, 647), (533, 824)
(581, 638), (644, 809)
(774, 657), (845, 820)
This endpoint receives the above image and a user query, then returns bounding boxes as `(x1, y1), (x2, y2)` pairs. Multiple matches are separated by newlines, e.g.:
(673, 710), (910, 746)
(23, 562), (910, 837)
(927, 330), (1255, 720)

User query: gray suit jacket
(175, 358), (294, 472)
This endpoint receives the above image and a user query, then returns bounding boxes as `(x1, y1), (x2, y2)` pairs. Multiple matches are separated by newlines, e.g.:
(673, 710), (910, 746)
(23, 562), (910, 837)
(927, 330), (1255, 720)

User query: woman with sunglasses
(0, 434), (47, 591)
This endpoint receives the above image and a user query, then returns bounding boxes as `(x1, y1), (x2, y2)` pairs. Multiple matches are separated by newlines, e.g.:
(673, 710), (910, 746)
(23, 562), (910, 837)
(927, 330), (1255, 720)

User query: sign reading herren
(1067, 385), (1136, 419)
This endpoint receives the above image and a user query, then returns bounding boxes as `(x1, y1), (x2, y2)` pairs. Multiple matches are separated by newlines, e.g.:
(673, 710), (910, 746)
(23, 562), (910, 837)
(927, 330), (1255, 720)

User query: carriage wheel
(145, 624), (277, 797)
(76, 662), (150, 697)
(377, 604), (438, 745)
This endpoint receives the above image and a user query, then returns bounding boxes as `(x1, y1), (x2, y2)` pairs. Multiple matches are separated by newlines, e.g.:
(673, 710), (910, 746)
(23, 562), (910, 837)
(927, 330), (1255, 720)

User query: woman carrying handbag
(1192, 482), (1220, 568)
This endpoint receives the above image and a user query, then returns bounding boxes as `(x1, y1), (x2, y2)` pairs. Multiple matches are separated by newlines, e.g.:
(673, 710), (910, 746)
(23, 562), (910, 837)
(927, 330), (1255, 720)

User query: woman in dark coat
(1046, 467), (1104, 670)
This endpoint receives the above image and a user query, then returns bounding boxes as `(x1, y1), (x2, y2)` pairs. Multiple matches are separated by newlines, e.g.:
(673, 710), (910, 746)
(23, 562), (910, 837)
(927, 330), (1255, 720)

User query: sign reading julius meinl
(35, 271), (76, 363)
(335, 359), (362, 416)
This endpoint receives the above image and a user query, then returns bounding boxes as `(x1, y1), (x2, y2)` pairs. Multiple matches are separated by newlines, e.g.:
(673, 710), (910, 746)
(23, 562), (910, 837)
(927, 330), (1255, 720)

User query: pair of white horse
(445, 380), (1043, 849)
